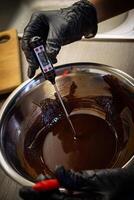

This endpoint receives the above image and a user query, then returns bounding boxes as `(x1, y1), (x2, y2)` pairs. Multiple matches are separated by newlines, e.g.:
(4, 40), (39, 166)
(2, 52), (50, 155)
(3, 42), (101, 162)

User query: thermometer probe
(30, 36), (77, 140)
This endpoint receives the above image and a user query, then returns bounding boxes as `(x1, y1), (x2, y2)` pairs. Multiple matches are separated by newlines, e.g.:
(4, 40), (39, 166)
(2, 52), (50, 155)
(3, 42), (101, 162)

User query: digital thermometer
(30, 36), (56, 84)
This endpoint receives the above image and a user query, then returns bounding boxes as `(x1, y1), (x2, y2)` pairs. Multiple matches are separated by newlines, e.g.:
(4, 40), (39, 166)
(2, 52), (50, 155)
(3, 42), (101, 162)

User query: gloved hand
(19, 173), (92, 200)
(20, 165), (134, 200)
(22, 0), (98, 78)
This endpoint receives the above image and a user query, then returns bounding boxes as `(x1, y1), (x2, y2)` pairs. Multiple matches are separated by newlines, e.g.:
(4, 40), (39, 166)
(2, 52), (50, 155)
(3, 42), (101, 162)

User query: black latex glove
(22, 0), (98, 78)
(55, 166), (134, 200)
(19, 175), (92, 200)
(20, 165), (134, 200)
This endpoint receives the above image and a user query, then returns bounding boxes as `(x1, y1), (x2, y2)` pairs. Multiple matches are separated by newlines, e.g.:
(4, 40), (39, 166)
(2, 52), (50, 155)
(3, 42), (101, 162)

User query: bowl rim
(0, 62), (134, 186)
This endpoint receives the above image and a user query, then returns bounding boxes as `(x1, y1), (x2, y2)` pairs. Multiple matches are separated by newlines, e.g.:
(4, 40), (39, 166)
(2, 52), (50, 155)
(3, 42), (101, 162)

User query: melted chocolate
(43, 114), (117, 172)
(23, 75), (134, 179)
(24, 112), (118, 177)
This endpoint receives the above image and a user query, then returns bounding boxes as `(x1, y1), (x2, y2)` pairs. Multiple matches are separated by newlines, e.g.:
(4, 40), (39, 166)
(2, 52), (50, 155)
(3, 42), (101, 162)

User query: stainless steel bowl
(0, 62), (134, 186)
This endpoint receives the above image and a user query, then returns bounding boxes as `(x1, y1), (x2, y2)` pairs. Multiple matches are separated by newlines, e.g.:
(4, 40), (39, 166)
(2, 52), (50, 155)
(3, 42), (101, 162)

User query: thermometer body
(30, 36), (56, 84)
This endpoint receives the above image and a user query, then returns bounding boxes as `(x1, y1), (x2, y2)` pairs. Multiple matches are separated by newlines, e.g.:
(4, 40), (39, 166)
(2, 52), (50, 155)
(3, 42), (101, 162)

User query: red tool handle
(33, 179), (60, 192)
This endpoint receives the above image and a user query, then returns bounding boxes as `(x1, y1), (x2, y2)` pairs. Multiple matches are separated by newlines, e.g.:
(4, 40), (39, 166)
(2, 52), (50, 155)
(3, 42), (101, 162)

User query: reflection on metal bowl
(0, 63), (134, 187)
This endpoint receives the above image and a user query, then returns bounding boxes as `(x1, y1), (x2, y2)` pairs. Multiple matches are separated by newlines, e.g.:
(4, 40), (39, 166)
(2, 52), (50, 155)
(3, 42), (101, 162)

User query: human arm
(90, 0), (134, 22)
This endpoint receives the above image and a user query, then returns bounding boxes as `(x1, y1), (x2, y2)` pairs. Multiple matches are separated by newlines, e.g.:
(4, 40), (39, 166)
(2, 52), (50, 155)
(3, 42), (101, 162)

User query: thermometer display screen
(34, 45), (53, 72)
(38, 51), (49, 67)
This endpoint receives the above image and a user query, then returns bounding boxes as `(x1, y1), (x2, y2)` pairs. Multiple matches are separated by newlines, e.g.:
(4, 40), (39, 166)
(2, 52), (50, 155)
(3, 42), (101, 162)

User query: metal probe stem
(53, 84), (77, 140)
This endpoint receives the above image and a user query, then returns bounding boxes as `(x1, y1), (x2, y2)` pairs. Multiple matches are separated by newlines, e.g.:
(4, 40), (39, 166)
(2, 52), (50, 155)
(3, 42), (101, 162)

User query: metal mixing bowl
(0, 62), (134, 186)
